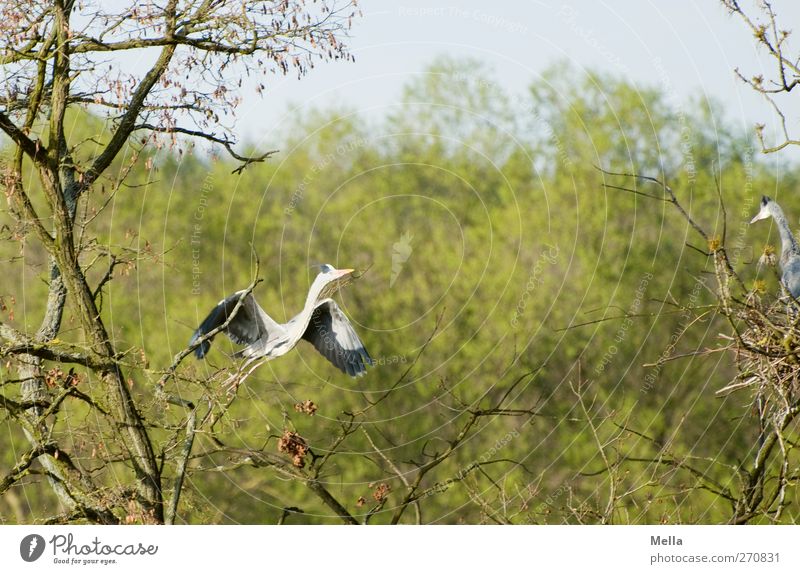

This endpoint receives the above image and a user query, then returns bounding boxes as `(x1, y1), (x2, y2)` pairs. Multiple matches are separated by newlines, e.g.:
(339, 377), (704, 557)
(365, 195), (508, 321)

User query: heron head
(750, 195), (774, 224)
(317, 263), (354, 278)
(314, 263), (355, 298)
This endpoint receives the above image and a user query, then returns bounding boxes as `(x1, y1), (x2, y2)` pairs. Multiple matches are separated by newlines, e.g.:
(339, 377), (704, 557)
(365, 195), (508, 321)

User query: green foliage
(1, 57), (796, 524)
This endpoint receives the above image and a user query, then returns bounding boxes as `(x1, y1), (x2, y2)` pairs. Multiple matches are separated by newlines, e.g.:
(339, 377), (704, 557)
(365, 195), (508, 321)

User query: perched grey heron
(190, 264), (372, 377)
(750, 195), (800, 298)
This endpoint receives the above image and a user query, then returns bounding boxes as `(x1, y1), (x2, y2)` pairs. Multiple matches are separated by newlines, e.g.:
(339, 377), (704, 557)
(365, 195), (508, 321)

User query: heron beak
(338, 268), (355, 276)
(750, 211), (769, 224)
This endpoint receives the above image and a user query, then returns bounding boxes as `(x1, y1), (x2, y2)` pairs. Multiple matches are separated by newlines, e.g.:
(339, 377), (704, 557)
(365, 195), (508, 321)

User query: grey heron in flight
(751, 195), (800, 299)
(190, 264), (372, 377)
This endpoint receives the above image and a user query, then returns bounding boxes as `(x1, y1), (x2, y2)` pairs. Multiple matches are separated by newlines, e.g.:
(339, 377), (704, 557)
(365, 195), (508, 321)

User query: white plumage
(190, 264), (372, 377)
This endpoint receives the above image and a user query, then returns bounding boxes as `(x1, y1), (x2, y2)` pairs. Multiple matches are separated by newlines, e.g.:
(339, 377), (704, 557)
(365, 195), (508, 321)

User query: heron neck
(302, 275), (328, 314)
(772, 206), (798, 258)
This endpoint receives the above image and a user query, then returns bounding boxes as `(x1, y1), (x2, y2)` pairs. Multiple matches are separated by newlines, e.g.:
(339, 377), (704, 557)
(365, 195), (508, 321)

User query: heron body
(190, 264), (372, 376)
(750, 195), (800, 298)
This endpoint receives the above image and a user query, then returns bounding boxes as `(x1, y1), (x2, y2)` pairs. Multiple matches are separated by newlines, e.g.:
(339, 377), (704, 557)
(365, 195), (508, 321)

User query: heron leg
(223, 374), (241, 395)
(222, 355), (267, 395)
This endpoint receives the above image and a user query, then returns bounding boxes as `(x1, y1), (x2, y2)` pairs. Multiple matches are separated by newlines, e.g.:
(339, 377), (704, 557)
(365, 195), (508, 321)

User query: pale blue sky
(228, 0), (800, 158)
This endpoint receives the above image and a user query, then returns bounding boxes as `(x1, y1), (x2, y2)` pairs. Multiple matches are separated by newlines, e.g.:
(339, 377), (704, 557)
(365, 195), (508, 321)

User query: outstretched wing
(301, 298), (372, 377)
(190, 290), (282, 358)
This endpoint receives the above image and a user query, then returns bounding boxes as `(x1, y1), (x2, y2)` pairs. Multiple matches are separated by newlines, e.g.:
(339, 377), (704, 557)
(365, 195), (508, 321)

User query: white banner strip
(1, 525), (799, 573)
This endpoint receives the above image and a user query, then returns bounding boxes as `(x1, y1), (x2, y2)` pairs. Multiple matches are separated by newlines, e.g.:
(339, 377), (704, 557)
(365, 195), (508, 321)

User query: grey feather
(190, 265), (372, 378)
(190, 291), (284, 358)
(751, 196), (800, 299)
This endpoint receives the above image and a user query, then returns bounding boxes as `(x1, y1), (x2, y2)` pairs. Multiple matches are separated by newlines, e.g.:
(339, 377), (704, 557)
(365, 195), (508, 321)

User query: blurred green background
(2, 57), (797, 524)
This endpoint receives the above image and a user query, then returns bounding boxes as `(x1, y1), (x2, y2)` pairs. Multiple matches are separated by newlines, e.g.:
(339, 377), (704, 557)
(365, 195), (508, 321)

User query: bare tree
(0, 0), (359, 524)
(0, 2), (543, 525)
(601, 168), (800, 524)
(722, 0), (800, 153)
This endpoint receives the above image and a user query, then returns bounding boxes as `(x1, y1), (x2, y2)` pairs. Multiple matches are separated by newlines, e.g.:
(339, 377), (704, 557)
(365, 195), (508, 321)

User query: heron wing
(301, 298), (372, 377)
(190, 290), (282, 358)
